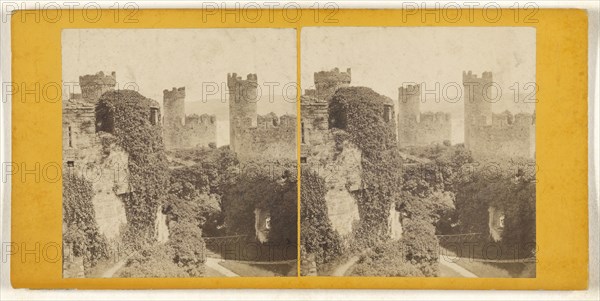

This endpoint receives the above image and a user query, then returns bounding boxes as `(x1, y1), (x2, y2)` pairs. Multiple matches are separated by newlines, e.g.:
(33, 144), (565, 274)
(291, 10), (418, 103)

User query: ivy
(96, 90), (170, 250)
(63, 173), (109, 269)
(220, 159), (297, 246)
(455, 167), (536, 251)
(300, 171), (343, 264)
(329, 87), (403, 246)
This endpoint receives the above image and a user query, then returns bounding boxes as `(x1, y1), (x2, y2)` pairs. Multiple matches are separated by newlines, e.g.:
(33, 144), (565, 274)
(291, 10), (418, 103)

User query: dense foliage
(329, 87), (403, 246)
(455, 166), (536, 252)
(96, 90), (170, 249)
(350, 240), (424, 277)
(116, 244), (188, 278)
(300, 171), (343, 264)
(63, 174), (109, 269)
(221, 161), (297, 245)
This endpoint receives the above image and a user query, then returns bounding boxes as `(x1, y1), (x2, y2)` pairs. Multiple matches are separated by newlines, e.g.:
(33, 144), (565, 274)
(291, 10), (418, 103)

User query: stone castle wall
(311, 68), (351, 102)
(63, 71), (167, 243)
(79, 71), (117, 104)
(397, 84), (452, 146)
(228, 73), (258, 152)
(163, 87), (217, 149)
(234, 113), (297, 161)
(463, 71), (494, 149)
(303, 131), (362, 237)
(300, 95), (329, 148)
(228, 72), (296, 161)
(300, 68), (361, 237)
(469, 112), (535, 159)
(463, 71), (535, 159)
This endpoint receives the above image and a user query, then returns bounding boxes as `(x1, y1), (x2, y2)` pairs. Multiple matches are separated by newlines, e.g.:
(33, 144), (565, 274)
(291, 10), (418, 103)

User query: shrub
(349, 240), (424, 277)
(63, 173), (109, 269)
(455, 169), (536, 251)
(221, 162), (297, 245)
(116, 244), (188, 278)
(300, 171), (343, 264)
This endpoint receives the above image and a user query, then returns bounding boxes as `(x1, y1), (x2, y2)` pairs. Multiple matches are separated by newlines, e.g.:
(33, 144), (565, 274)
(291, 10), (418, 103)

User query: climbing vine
(63, 173), (109, 268)
(96, 90), (170, 250)
(300, 170), (343, 264)
(329, 87), (403, 247)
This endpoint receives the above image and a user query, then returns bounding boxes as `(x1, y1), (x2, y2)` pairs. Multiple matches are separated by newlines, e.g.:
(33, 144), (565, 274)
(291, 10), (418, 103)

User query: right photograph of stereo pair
(299, 27), (537, 278)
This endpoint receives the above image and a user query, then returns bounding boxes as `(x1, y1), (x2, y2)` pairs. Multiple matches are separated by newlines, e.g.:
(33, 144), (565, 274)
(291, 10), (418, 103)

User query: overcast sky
(301, 27), (536, 143)
(63, 27), (535, 146)
(63, 28), (297, 146)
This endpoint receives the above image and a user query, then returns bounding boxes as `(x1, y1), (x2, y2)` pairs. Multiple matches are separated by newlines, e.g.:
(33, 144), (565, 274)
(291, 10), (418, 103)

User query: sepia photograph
(61, 28), (298, 278)
(299, 27), (536, 277)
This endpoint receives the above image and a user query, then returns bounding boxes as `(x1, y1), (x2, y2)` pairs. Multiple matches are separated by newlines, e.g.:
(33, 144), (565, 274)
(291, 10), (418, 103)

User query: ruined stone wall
(235, 113), (297, 161)
(463, 71), (493, 149)
(163, 87), (186, 127)
(397, 84), (451, 146)
(63, 100), (96, 158)
(163, 87), (186, 149)
(313, 68), (351, 102)
(183, 114), (217, 148)
(63, 79), (168, 243)
(302, 132), (362, 237)
(398, 84), (421, 121)
(79, 71), (116, 104)
(300, 95), (329, 149)
(414, 112), (452, 145)
(163, 87), (217, 149)
(469, 115), (534, 159)
(300, 68), (362, 236)
(228, 73), (258, 152)
(63, 130), (129, 241)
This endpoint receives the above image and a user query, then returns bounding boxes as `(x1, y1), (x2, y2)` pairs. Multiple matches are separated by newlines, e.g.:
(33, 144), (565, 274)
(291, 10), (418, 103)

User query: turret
(398, 84), (421, 122)
(228, 73), (258, 152)
(163, 87), (186, 127)
(313, 67), (351, 102)
(79, 71), (116, 103)
(463, 71), (494, 149)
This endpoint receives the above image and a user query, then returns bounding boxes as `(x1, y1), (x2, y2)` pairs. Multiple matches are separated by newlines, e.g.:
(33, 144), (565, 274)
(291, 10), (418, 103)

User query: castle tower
(163, 87), (186, 149)
(313, 68), (351, 102)
(163, 87), (186, 127)
(397, 84), (421, 146)
(228, 73), (258, 152)
(463, 71), (493, 149)
(79, 71), (116, 103)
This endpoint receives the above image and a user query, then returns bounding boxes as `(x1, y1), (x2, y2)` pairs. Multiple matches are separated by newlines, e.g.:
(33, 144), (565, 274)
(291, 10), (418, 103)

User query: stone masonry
(397, 84), (452, 146)
(163, 87), (217, 149)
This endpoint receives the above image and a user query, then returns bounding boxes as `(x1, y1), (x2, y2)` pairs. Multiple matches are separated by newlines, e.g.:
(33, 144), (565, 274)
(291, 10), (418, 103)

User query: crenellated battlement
(419, 111), (451, 123)
(255, 113), (297, 129)
(482, 111), (534, 129)
(227, 73), (258, 89)
(470, 109), (535, 159)
(163, 85), (216, 149)
(311, 68), (352, 102)
(514, 112), (535, 126)
(463, 70), (493, 83)
(463, 70), (535, 159)
(163, 87), (186, 100)
(314, 68), (351, 84)
(79, 71), (117, 103)
(79, 71), (117, 88)
(397, 82), (451, 146)
(234, 112), (297, 161)
(185, 113), (216, 126)
(398, 84), (421, 98)
(228, 72), (260, 152)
